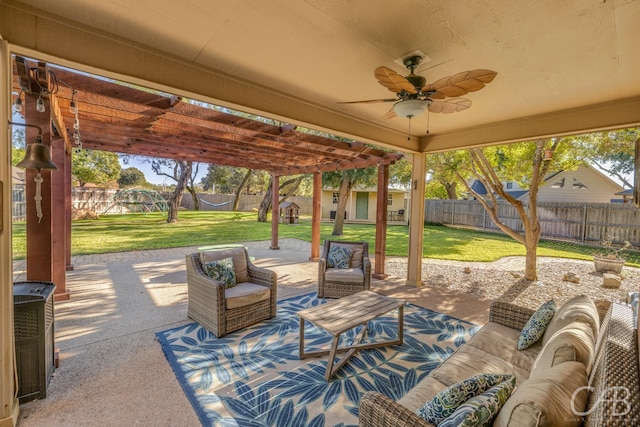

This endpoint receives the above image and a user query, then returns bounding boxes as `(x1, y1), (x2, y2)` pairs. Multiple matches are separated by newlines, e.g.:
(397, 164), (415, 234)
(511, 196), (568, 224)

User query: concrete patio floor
(14, 238), (491, 427)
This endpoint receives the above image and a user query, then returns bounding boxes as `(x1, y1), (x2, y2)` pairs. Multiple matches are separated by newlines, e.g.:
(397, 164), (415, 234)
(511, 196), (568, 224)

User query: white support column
(0, 37), (20, 426)
(406, 153), (426, 287)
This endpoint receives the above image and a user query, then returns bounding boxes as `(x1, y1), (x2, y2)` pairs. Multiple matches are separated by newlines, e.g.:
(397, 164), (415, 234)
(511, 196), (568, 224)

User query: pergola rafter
(13, 58), (403, 176)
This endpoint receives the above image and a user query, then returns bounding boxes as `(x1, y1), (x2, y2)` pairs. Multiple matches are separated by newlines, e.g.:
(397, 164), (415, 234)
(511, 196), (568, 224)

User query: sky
(118, 157), (207, 186)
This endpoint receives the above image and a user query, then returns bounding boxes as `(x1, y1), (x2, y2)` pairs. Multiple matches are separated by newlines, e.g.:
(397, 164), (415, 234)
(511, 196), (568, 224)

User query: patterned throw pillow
(518, 299), (556, 350)
(439, 377), (515, 427)
(327, 245), (353, 269)
(204, 257), (236, 288)
(415, 373), (514, 424)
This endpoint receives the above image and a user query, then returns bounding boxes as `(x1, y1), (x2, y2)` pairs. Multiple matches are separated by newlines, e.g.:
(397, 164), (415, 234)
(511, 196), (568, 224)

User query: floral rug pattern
(156, 293), (478, 427)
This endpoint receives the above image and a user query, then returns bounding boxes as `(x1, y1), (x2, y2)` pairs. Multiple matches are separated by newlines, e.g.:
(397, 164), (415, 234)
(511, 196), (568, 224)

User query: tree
(152, 160), (193, 223)
(323, 167), (378, 235)
(73, 149), (121, 187)
(570, 128), (639, 188)
(257, 175), (306, 222)
(118, 167), (148, 188)
(452, 139), (579, 280)
(425, 151), (469, 199)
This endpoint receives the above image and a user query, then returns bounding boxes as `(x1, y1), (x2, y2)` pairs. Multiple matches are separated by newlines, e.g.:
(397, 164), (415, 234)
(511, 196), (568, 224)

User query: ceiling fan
(340, 55), (497, 120)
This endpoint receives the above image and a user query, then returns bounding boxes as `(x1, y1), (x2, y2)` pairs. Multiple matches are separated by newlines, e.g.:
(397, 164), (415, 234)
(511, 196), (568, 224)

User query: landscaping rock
(563, 272), (580, 283)
(603, 273), (622, 288)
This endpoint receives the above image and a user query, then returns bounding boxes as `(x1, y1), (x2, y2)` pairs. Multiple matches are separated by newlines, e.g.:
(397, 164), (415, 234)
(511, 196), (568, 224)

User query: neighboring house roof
(12, 166), (25, 185)
(467, 180), (528, 200)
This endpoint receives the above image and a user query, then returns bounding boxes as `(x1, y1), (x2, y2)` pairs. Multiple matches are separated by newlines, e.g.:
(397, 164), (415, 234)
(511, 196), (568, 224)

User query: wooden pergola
(12, 56), (404, 300)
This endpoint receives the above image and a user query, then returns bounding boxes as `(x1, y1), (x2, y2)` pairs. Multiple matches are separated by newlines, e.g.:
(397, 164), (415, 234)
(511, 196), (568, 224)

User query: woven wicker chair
(185, 246), (277, 337)
(318, 240), (371, 298)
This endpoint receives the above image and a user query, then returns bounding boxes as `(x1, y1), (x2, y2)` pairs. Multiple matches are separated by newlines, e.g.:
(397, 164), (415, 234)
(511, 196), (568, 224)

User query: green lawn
(11, 211), (640, 267)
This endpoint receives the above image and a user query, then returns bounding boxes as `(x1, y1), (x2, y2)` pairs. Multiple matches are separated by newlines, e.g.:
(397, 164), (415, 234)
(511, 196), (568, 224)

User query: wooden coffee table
(297, 290), (404, 381)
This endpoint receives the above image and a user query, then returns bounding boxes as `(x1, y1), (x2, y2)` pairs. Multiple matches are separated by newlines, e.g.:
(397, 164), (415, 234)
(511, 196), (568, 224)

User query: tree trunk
(233, 169), (253, 211)
(443, 181), (457, 199)
(332, 178), (352, 235)
(187, 186), (199, 211)
(166, 161), (192, 223)
(257, 176), (272, 222)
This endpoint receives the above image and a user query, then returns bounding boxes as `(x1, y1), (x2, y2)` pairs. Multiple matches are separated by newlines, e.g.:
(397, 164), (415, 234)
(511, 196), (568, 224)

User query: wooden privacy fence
(424, 199), (640, 248)
(180, 194), (314, 215)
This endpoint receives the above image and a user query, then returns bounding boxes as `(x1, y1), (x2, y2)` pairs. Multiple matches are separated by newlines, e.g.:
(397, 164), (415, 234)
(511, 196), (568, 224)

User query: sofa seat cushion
(494, 361), (588, 427)
(467, 322), (541, 374)
(530, 320), (596, 377)
(324, 267), (364, 283)
(398, 376), (449, 412)
(200, 247), (250, 283)
(430, 345), (532, 392)
(542, 295), (599, 347)
(225, 282), (270, 310)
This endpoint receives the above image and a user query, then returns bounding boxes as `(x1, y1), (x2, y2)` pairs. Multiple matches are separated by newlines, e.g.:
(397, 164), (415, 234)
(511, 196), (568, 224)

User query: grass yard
(11, 211), (640, 267)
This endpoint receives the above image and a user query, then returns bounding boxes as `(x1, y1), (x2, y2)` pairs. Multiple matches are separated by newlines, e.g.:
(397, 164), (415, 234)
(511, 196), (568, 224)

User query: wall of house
(521, 165), (623, 204)
(320, 190), (406, 221)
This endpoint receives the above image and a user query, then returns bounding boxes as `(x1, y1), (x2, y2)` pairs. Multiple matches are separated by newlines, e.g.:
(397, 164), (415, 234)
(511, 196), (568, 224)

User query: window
(505, 182), (513, 189)
(332, 192), (339, 204)
(387, 194), (393, 205)
(572, 178), (588, 189)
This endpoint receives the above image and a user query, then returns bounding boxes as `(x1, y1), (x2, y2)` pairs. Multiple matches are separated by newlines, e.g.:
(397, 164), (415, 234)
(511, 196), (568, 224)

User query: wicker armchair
(318, 240), (371, 298)
(185, 246), (277, 337)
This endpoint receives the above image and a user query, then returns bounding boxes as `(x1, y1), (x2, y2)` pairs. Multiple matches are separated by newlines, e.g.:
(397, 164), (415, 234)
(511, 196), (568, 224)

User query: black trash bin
(13, 281), (56, 403)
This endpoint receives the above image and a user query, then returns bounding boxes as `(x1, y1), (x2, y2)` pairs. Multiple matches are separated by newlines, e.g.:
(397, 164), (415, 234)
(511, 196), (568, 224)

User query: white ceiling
(2, 0), (640, 153)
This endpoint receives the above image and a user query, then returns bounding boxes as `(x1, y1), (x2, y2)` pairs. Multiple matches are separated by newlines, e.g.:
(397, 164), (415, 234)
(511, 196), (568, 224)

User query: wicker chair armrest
(362, 256), (372, 274)
(489, 301), (536, 330)
(247, 263), (277, 288)
(359, 392), (435, 427)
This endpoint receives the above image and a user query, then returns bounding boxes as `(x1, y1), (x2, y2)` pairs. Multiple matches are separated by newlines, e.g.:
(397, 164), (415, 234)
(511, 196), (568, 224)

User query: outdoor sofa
(360, 295), (640, 426)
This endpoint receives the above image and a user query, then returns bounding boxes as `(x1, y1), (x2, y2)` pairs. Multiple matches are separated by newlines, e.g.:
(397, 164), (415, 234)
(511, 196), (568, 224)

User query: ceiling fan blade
(428, 98), (472, 114)
(374, 66), (417, 94)
(338, 98), (398, 104)
(383, 107), (397, 120)
(425, 69), (497, 97)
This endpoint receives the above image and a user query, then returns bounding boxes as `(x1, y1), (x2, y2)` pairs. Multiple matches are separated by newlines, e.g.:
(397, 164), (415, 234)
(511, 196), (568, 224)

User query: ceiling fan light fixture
(393, 99), (429, 118)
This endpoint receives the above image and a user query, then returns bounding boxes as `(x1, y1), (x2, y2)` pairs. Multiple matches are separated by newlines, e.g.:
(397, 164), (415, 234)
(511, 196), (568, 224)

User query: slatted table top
(297, 290), (404, 336)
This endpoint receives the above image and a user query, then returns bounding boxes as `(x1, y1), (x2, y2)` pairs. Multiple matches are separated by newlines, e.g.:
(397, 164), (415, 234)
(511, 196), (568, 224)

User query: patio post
(270, 174), (279, 250)
(373, 163), (388, 279)
(309, 171), (321, 261)
(0, 36), (19, 426)
(406, 153), (426, 287)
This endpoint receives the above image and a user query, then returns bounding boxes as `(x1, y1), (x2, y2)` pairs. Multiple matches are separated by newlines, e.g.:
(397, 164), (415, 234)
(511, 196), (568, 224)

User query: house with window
(468, 165), (624, 204)
(321, 186), (408, 222)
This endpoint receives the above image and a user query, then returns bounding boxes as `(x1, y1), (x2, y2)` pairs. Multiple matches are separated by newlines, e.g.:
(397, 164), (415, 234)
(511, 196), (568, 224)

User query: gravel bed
(384, 256), (639, 311)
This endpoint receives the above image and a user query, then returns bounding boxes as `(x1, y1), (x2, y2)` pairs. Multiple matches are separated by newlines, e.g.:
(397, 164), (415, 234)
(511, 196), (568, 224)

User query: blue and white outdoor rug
(156, 292), (478, 427)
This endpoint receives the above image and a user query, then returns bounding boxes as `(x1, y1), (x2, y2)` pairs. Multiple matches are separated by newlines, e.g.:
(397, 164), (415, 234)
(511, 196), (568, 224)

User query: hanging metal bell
(16, 143), (58, 170)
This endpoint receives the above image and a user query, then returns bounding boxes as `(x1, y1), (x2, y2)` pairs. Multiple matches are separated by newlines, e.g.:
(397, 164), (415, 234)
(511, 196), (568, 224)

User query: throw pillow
(327, 245), (353, 269)
(204, 257), (236, 288)
(518, 299), (556, 350)
(416, 373), (514, 424)
(439, 376), (516, 427)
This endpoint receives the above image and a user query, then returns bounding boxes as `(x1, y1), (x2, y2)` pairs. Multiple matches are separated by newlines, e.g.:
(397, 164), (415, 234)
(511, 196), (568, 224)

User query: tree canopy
(72, 149), (121, 187)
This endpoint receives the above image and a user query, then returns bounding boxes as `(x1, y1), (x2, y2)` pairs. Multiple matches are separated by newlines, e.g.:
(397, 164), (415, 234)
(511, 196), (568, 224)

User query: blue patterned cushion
(327, 245), (353, 269)
(439, 377), (515, 427)
(415, 374), (514, 424)
(204, 257), (236, 288)
(518, 299), (556, 350)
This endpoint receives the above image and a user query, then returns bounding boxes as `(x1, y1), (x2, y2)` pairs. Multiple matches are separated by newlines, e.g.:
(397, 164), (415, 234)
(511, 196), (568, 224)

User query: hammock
(198, 198), (233, 208)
